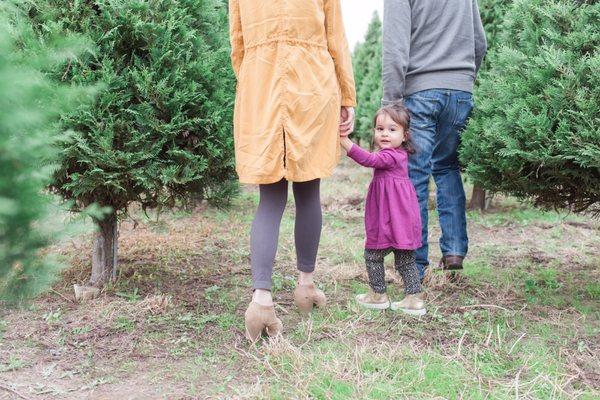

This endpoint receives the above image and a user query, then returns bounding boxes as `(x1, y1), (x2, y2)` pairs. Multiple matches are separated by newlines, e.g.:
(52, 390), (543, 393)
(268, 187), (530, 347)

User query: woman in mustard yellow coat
(229, 0), (356, 341)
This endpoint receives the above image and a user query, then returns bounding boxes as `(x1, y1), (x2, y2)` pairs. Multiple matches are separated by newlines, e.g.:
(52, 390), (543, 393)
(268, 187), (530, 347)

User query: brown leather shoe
(440, 255), (464, 271)
(293, 284), (327, 314)
(244, 302), (283, 343)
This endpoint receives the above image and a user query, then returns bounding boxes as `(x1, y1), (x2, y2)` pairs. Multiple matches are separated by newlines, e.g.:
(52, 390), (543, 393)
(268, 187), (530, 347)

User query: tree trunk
(90, 213), (118, 287)
(469, 184), (487, 211)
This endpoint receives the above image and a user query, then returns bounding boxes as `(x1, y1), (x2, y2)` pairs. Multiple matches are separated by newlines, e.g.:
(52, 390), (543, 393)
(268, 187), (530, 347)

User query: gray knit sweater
(382, 0), (488, 103)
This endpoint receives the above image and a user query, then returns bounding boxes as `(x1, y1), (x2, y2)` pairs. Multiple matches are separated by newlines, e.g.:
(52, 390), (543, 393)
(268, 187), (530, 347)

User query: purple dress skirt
(346, 144), (422, 250)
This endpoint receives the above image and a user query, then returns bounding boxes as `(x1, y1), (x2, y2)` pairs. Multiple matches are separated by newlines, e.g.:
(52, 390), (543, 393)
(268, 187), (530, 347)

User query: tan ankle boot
(293, 284), (327, 313)
(244, 302), (283, 342)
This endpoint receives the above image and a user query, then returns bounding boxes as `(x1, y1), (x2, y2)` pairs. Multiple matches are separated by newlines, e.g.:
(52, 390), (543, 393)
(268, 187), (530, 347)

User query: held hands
(339, 106), (355, 152)
(339, 106), (355, 137)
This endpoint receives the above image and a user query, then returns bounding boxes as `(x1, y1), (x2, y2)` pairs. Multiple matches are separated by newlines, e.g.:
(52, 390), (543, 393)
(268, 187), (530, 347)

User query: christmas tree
(461, 0), (600, 214)
(26, 0), (238, 287)
(0, 1), (90, 303)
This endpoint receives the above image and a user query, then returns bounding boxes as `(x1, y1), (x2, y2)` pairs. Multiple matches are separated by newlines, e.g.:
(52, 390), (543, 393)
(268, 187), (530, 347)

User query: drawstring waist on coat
(244, 37), (328, 51)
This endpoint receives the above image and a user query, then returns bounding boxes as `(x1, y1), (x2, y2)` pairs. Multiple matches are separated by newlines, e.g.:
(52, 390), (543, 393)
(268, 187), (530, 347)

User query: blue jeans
(404, 89), (474, 278)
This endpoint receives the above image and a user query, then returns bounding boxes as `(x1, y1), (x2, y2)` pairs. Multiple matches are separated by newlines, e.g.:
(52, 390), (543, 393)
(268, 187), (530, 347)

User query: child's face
(374, 113), (405, 150)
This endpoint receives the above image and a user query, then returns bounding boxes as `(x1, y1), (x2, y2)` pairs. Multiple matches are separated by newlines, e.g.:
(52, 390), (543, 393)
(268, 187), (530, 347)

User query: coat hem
(238, 169), (335, 185)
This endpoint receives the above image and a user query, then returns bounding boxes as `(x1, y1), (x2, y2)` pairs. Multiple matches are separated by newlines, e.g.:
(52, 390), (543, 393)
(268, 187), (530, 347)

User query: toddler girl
(340, 103), (426, 315)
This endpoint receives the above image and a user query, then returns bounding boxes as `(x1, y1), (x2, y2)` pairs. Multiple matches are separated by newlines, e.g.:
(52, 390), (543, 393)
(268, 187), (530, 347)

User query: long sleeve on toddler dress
(346, 144), (403, 170)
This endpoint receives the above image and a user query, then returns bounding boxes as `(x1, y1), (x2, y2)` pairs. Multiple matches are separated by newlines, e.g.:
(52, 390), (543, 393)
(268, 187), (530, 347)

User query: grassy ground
(1, 158), (599, 399)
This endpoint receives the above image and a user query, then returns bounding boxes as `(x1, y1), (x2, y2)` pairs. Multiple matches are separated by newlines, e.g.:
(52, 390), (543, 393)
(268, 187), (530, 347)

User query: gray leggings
(251, 179), (322, 290)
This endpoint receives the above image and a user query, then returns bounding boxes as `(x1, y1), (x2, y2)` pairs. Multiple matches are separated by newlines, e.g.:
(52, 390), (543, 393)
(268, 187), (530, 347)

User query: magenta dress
(347, 144), (422, 250)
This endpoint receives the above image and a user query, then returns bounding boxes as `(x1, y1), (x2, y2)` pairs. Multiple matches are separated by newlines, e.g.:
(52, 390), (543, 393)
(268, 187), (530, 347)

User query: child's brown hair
(372, 102), (416, 154)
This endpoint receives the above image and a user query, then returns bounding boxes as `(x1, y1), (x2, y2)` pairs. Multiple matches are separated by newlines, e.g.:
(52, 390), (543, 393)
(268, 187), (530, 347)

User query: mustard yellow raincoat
(229, 0), (357, 184)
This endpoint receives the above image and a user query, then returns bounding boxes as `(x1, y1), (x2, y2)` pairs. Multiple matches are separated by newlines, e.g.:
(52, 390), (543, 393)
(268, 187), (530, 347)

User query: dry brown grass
(1, 158), (598, 399)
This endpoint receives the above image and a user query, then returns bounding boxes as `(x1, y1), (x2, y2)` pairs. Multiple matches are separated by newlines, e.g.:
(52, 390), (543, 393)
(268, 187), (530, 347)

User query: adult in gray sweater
(382, 0), (487, 279)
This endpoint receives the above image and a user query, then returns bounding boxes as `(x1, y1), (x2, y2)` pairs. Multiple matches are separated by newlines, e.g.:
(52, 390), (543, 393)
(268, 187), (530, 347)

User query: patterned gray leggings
(364, 248), (422, 295)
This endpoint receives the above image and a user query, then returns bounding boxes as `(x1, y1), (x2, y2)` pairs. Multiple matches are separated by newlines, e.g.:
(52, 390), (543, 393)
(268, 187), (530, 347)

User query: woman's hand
(339, 106), (355, 137)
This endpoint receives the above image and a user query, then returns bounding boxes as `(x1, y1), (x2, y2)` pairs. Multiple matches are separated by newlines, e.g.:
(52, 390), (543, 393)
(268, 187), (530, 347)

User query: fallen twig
(485, 323), (493, 347)
(497, 324), (502, 347)
(509, 332), (526, 355)
(0, 384), (33, 400)
(299, 318), (313, 349)
(274, 303), (289, 314)
(459, 304), (511, 312)
(514, 367), (522, 399)
(51, 289), (74, 303)
(456, 330), (467, 357)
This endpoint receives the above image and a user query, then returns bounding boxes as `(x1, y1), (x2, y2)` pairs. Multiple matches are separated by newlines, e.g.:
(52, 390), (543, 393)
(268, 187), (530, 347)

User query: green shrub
(461, 0), (600, 213)
(0, 1), (90, 302)
(25, 0), (238, 285)
(478, 0), (513, 54)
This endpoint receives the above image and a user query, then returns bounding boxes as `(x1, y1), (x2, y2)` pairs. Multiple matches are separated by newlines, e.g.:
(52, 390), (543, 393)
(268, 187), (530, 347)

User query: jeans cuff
(442, 252), (467, 257)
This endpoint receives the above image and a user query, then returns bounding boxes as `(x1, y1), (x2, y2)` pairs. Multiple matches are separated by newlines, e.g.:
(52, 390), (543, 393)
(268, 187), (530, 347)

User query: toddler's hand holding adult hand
(340, 106), (355, 137)
(340, 136), (353, 152)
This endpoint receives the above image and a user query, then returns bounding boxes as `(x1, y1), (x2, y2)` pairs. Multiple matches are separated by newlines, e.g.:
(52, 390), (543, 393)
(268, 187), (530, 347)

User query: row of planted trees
(1, 0), (238, 303)
(2, 0), (598, 303)
(352, 0), (599, 214)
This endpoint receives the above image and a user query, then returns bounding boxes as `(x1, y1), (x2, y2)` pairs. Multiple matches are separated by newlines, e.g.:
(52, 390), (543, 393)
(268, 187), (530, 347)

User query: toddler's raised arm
(341, 138), (398, 170)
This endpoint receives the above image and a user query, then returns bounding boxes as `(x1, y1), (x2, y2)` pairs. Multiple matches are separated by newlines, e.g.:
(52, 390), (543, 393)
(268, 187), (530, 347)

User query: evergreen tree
(478, 0), (514, 57)
(352, 12), (382, 146)
(25, 0), (238, 287)
(0, 2), (90, 303)
(461, 0), (600, 213)
(467, 0), (514, 210)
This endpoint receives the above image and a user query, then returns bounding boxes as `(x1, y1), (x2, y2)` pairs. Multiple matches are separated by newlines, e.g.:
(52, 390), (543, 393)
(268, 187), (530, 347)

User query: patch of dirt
(2, 160), (599, 398)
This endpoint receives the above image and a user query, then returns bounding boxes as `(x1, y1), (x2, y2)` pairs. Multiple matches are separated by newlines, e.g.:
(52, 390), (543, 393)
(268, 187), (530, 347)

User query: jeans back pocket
(405, 94), (442, 130)
(454, 96), (475, 130)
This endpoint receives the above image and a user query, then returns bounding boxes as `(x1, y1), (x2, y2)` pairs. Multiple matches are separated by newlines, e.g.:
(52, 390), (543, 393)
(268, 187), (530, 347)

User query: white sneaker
(390, 293), (426, 316)
(355, 291), (390, 310)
